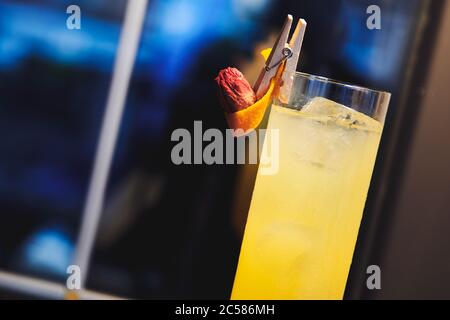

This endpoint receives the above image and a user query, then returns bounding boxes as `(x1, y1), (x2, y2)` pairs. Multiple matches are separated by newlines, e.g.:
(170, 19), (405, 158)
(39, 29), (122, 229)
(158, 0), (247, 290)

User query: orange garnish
(225, 80), (275, 135)
(224, 48), (286, 137)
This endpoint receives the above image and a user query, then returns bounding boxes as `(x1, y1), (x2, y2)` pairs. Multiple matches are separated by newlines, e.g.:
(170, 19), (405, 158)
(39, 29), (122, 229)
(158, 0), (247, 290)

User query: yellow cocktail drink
(232, 97), (383, 300)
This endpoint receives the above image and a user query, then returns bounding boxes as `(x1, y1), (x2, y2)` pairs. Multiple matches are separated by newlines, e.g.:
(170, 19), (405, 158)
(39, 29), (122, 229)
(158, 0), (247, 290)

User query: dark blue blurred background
(0, 0), (440, 299)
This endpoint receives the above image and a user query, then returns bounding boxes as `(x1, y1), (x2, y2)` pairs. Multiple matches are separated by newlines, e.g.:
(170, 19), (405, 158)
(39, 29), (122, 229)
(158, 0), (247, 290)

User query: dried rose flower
(215, 67), (256, 113)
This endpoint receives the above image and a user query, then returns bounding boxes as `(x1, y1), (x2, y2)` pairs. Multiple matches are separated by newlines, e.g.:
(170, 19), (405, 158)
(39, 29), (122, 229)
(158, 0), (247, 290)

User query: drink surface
(231, 97), (383, 300)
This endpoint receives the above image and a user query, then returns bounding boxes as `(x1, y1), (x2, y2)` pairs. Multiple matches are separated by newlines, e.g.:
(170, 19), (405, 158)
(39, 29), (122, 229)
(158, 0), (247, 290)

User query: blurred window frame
(0, 0), (148, 300)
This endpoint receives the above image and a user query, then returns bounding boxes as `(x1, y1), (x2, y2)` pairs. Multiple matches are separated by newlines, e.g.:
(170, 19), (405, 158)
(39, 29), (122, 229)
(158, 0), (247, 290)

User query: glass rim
(293, 71), (392, 97)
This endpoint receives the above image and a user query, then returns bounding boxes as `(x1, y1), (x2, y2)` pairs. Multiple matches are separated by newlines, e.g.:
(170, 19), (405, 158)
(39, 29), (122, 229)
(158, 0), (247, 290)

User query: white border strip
(0, 271), (122, 300)
(74, 0), (148, 287)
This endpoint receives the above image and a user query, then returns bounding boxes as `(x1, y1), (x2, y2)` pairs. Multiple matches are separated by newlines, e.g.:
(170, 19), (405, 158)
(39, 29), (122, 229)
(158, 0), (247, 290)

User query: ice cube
(301, 97), (381, 132)
(301, 97), (347, 116)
